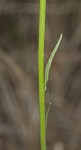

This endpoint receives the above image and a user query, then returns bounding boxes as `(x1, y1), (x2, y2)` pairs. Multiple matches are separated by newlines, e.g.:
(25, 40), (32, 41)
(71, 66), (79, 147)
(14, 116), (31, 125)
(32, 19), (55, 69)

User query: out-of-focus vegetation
(0, 0), (81, 150)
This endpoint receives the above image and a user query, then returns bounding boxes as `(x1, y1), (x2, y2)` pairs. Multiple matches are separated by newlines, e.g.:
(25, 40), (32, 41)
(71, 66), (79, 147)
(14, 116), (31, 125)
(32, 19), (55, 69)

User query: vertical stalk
(38, 0), (46, 150)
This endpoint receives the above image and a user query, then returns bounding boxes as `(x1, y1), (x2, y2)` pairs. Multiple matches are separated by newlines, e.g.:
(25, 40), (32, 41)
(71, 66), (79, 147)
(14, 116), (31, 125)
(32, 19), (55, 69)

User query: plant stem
(38, 0), (46, 149)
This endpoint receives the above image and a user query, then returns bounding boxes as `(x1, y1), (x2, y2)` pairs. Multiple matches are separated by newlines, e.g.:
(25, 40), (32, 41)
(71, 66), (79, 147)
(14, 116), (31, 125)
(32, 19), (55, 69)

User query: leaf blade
(45, 33), (63, 90)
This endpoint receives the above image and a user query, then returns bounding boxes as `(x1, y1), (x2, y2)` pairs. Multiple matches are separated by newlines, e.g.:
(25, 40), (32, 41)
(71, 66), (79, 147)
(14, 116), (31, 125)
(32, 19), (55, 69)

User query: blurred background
(0, 0), (81, 150)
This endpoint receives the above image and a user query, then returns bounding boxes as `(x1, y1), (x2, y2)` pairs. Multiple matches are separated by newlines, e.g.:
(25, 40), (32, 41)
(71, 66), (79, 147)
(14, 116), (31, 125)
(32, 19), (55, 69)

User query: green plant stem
(38, 0), (46, 150)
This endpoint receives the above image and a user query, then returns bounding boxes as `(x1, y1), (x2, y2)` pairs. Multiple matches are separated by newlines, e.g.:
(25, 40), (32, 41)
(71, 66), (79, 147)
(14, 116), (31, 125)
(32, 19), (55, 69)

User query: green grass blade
(45, 33), (63, 90)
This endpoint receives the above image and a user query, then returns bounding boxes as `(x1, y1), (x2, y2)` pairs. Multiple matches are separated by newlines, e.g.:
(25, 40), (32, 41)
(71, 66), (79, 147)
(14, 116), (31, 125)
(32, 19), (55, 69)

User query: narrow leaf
(45, 33), (63, 90)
